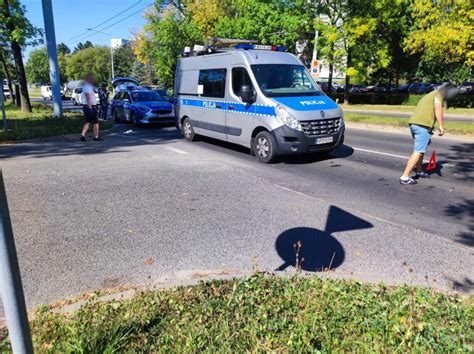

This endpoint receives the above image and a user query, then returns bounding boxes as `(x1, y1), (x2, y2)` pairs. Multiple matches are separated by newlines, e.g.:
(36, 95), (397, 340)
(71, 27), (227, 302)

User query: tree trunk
(344, 48), (352, 104)
(0, 52), (15, 104)
(2, 0), (32, 112)
(395, 70), (400, 93)
(328, 63), (333, 95)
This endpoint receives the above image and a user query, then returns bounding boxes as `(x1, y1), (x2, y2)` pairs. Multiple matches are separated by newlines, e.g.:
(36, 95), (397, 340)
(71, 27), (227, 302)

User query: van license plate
(316, 137), (334, 145)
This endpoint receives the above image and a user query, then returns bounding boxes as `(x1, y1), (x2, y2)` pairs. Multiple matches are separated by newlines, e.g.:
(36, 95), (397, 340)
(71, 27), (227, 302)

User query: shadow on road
(275, 206), (373, 272)
(444, 143), (474, 182)
(444, 199), (474, 247)
(197, 135), (353, 164)
(0, 125), (182, 160)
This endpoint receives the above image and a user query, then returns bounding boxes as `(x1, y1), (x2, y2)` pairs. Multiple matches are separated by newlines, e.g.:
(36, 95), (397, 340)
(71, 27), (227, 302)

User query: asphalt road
(0, 120), (473, 310)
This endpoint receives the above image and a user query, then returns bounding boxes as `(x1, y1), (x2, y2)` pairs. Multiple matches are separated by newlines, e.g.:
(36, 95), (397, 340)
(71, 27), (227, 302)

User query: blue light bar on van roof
(235, 44), (287, 52)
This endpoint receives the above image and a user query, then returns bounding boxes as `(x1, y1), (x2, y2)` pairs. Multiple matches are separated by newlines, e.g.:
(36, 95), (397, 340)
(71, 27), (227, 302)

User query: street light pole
(41, 0), (63, 118)
(111, 47), (115, 79)
(85, 29), (115, 79)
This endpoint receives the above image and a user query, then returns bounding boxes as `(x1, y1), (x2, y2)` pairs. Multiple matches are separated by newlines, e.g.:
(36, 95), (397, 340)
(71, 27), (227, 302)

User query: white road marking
(353, 147), (455, 167)
(165, 146), (188, 155)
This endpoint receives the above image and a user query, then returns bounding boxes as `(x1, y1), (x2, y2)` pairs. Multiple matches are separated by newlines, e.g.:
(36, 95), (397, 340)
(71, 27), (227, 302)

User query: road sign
(310, 60), (321, 79)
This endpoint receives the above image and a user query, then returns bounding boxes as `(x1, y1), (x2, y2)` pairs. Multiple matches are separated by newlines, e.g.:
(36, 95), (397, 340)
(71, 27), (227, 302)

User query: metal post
(41, 0), (63, 118)
(0, 170), (33, 353)
(0, 73), (7, 131)
(110, 47), (115, 79)
(312, 30), (319, 61)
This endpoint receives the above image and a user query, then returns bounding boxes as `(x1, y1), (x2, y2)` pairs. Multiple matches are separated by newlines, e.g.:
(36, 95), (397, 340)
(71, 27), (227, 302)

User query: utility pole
(0, 170), (33, 353)
(111, 47), (115, 79)
(41, 0), (63, 118)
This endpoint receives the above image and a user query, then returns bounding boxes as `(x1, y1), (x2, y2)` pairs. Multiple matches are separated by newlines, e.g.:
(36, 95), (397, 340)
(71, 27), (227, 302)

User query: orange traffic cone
(426, 151), (437, 172)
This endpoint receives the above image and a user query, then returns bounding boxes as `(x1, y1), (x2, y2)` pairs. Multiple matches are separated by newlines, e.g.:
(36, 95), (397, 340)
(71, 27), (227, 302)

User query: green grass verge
(0, 102), (111, 142)
(0, 275), (472, 352)
(342, 104), (474, 116)
(344, 112), (474, 135)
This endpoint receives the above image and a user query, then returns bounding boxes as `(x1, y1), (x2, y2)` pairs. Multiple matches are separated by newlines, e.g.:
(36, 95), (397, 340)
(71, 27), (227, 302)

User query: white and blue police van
(175, 41), (344, 163)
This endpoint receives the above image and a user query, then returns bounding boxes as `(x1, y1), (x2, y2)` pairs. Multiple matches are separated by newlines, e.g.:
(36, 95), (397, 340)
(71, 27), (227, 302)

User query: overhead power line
(67, 1), (155, 46)
(65, 0), (143, 44)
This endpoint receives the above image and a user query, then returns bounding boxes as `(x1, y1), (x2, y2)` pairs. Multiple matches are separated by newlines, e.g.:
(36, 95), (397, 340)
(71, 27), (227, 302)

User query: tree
(0, 0), (42, 112)
(57, 42), (71, 55)
(66, 46), (111, 83)
(0, 46), (15, 103)
(405, 0), (473, 82)
(25, 47), (49, 84)
(113, 45), (135, 78)
(26, 45), (69, 84)
(73, 40), (93, 54)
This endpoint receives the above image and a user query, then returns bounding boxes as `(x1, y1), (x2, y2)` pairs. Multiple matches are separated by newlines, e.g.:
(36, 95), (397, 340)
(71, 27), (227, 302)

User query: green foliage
(112, 45), (135, 79)
(25, 45), (69, 85)
(66, 46), (111, 83)
(144, 9), (203, 88)
(1, 274), (472, 352)
(139, 0), (471, 88)
(0, 0), (43, 47)
(72, 40), (93, 54)
(405, 0), (473, 82)
(25, 47), (49, 84)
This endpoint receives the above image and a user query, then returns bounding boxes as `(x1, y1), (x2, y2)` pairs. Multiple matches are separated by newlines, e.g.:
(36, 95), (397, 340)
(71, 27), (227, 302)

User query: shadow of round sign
(275, 227), (345, 272)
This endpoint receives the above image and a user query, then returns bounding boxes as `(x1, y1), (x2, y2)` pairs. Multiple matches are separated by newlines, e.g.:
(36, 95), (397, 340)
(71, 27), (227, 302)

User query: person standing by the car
(98, 82), (109, 120)
(399, 83), (456, 185)
(80, 74), (102, 142)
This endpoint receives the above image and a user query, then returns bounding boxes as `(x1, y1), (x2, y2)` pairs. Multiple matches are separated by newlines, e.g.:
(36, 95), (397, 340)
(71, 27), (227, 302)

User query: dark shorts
(82, 106), (98, 124)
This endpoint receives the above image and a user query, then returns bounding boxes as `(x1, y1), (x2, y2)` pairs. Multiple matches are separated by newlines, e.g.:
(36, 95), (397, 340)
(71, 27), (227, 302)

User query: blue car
(111, 89), (175, 125)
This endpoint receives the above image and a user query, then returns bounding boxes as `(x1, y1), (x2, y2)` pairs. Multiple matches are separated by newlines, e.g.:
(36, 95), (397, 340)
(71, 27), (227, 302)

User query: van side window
(232, 68), (253, 98)
(198, 69), (226, 98)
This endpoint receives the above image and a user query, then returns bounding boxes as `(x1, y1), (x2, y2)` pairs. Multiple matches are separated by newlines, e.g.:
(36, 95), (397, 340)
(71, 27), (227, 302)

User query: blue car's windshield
(251, 64), (322, 97)
(131, 91), (165, 102)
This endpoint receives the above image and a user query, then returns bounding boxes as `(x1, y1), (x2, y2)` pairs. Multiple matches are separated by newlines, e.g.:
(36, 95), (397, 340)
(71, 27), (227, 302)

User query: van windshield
(251, 64), (322, 97)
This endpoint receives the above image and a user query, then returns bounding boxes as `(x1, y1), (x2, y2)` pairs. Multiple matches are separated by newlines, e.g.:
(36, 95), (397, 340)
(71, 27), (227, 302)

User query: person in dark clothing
(98, 83), (109, 120)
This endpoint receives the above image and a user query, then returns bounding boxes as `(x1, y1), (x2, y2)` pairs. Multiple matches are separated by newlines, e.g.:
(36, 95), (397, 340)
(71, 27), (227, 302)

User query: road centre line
(352, 147), (454, 167)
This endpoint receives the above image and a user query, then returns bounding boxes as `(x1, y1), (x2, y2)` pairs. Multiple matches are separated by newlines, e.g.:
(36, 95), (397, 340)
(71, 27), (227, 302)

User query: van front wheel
(254, 131), (278, 163)
(182, 118), (197, 141)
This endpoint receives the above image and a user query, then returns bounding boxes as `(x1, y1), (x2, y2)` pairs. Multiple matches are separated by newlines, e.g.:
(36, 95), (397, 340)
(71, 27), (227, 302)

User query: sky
(22, 0), (151, 59)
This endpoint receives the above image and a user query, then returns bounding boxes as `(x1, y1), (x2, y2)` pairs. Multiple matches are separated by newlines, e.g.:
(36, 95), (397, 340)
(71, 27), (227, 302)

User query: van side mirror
(240, 85), (254, 103)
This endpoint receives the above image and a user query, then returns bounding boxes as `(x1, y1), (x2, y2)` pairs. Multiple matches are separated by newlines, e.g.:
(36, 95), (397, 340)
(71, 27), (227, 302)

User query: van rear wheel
(182, 118), (197, 141)
(254, 131), (278, 163)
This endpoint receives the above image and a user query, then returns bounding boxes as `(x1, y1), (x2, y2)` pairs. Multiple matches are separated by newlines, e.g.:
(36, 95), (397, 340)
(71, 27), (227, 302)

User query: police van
(175, 41), (344, 163)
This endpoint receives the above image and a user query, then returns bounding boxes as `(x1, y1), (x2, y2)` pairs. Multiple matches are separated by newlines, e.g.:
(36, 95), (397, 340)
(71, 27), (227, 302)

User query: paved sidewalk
(343, 108), (474, 122)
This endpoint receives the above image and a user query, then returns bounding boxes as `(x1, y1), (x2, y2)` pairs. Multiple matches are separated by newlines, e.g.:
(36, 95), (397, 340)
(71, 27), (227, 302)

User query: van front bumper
(272, 124), (345, 155)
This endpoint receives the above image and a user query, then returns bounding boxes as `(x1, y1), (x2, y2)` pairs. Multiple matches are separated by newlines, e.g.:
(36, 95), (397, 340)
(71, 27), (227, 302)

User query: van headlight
(276, 105), (302, 131)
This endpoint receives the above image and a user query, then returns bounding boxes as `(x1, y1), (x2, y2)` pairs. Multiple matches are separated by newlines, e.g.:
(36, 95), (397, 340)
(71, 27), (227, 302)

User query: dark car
(111, 89), (175, 125)
(416, 83), (435, 94)
(458, 82), (474, 95)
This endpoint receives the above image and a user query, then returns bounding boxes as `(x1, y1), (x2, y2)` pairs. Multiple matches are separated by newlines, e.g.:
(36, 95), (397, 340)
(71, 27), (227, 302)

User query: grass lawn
(341, 104), (474, 117)
(345, 112), (474, 135)
(0, 102), (111, 142)
(0, 274), (471, 352)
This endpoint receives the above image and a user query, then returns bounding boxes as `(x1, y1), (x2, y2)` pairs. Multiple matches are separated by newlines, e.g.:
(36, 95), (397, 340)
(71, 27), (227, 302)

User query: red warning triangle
(426, 151), (437, 172)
